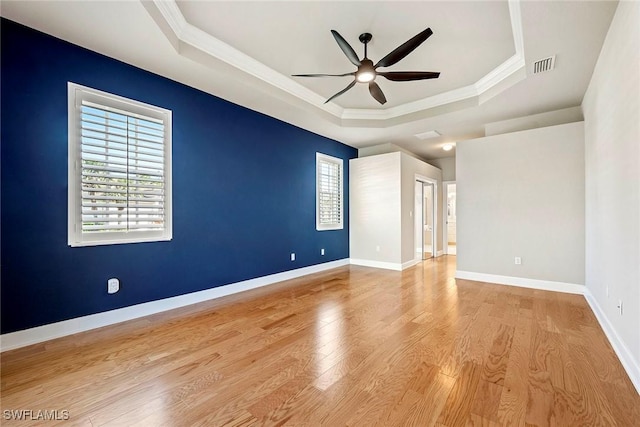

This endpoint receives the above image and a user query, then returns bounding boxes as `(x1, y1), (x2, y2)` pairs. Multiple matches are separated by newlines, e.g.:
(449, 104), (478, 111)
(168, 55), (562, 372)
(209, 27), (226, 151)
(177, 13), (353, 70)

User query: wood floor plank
(496, 315), (532, 425)
(437, 361), (483, 426)
(471, 379), (503, 421)
(1, 257), (638, 426)
(483, 323), (514, 386)
(525, 370), (555, 426)
(401, 373), (455, 426)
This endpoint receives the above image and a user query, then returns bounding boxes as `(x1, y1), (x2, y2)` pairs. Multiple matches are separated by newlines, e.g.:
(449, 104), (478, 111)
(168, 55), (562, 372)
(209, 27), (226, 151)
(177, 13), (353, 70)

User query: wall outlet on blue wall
(290, 253), (296, 261)
(107, 278), (120, 294)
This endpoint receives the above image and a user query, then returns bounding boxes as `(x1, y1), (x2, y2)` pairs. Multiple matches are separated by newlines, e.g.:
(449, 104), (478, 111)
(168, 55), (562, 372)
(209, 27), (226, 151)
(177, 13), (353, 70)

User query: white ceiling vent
(533, 56), (556, 74)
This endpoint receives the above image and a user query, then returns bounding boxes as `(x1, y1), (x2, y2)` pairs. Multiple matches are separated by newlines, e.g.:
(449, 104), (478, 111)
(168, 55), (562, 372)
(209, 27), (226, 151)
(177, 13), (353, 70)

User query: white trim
(341, 85), (479, 121)
(350, 258), (403, 271)
(349, 258), (420, 271)
(475, 54), (525, 95)
(149, 0), (525, 123)
(152, 0), (187, 39)
(583, 289), (640, 395)
(436, 250), (445, 257)
(402, 259), (421, 270)
(0, 259), (349, 352)
(316, 152), (344, 231)
(67, 82), (173, 247)
(455, 270), (584, 294)
(152, 0), (343, 119)
(415, 174), (439, 261)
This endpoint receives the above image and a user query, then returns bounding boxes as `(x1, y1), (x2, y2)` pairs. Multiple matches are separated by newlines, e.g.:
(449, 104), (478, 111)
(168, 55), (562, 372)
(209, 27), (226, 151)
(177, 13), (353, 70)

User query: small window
(316, 152), (343, 231)
(68, 83), (172, 247)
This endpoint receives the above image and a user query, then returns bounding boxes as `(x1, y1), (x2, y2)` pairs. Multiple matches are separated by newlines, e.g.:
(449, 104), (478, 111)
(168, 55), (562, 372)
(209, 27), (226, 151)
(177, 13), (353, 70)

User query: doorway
(415, 179), (436, 261)
(445, 182), (456, 255)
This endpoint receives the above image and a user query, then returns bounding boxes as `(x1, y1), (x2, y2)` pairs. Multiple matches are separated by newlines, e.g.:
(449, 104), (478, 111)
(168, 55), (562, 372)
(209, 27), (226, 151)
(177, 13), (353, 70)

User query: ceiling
(1, 1), (618, 160)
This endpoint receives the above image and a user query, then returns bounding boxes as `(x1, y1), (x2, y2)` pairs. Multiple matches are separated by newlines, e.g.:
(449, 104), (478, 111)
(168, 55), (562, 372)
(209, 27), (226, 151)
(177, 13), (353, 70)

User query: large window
(68, 83), (172, 246)
(316, 152), (343, 231)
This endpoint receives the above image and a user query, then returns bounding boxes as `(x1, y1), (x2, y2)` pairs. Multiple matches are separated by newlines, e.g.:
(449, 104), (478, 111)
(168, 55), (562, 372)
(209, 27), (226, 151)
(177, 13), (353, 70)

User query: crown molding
(152, 0), (345, 118)
(153, 0), (187, 38)
(149, 0), (525, 123)
(474, 0), (526, 94)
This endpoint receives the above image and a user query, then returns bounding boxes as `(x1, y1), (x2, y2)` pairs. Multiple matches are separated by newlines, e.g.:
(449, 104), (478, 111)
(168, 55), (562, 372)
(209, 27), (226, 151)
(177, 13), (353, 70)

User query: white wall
(401, 153), (443, 264)
(582, 0), (640, 388)
(349, 153), (402, 266)
(427, 157), (456, 181)
(350, 152), (442, 270)
(456, 122), (585, 286)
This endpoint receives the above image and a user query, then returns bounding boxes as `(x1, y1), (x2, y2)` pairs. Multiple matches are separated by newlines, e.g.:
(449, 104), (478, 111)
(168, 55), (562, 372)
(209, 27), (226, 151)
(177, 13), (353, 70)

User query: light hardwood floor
(1, 257), (638, 426)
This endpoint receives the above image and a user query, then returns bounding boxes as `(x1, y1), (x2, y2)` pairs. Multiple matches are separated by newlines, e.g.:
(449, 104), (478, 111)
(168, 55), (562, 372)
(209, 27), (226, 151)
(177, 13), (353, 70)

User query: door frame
(415, 174), (438, 260)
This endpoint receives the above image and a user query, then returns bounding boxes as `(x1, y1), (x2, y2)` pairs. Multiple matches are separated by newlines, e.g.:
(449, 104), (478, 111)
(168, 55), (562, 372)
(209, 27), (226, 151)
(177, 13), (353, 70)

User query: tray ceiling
(0, 1), (618, 159)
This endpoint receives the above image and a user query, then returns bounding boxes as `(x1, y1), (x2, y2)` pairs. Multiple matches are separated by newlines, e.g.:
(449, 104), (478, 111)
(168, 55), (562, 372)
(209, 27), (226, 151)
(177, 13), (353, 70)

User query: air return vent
(533, 56), (556, 74)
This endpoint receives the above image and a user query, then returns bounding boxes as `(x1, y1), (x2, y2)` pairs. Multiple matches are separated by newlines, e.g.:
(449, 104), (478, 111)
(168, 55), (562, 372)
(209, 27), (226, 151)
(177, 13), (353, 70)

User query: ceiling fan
(293, 28), (440, 105)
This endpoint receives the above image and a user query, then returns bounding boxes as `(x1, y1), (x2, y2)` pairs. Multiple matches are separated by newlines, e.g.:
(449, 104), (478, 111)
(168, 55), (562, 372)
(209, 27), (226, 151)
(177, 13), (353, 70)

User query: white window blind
(316, 153), (343, 231)
(68, 83), (172, 246)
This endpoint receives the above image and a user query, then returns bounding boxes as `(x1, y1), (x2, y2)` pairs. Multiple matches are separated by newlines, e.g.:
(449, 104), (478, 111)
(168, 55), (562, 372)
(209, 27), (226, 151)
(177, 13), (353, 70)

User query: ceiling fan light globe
(356, 71), (376, 83)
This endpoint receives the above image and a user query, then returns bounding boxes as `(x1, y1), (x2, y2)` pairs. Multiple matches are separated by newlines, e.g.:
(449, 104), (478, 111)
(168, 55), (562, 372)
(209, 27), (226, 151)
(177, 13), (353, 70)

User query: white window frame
(316, 152), (344, 231)
(68, 82), (172, 247)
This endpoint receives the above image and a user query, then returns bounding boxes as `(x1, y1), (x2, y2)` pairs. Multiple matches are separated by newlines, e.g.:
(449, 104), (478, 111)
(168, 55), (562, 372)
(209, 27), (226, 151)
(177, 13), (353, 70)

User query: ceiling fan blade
(378, 71), (440, 81)
(292, 72), (356, 78)
(331, 30), (361, 66)
(375, 28), (433, 69)
(368, 82), (387, 105)
(325, 80), (357, 104)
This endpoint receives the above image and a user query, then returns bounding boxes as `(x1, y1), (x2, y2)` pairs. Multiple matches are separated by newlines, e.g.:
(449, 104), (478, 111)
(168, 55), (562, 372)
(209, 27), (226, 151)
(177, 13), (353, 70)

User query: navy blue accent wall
(0, 19), (357, 334)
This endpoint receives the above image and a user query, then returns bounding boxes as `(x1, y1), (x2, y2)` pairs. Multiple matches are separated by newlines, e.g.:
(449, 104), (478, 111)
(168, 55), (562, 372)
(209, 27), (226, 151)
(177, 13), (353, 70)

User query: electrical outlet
(107, 278), (119, 294)
(606, 286), (609, 298)
(515, 257), (522, 265)
(617, 300), (623, 315)
(376, 245), (380, 252)
(290, 253), (295, 261)
(321, 248), (325, 256)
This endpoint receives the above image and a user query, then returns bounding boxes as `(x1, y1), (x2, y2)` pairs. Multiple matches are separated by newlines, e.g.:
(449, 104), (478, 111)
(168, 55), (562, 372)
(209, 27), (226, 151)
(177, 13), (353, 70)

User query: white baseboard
(455, 270), (584, 294)
(402, 259), (420, 270)
(350, 258), (423, 271)
(349, 258), (402, 271)
(0, 259), (349, 352)
(583, 289), (640, 395)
